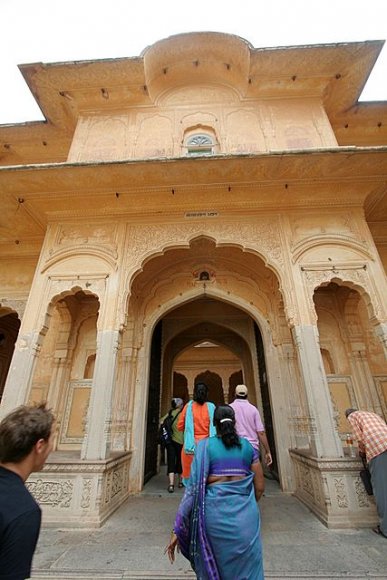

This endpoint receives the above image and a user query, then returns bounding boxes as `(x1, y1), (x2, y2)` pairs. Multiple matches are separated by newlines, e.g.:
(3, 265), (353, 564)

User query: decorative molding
(125, 220), (284, 278)
(81, 478), (92, 509)
(60, 380), (92, 444)
(333, 477), (348, 508)
(290, 450), (377, 528)
(27, 479), (73, 508)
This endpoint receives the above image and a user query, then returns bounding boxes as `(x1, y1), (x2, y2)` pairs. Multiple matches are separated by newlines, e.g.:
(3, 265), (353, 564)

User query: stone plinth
(290, 449), (378, 529)
(26, 451), (131, 528)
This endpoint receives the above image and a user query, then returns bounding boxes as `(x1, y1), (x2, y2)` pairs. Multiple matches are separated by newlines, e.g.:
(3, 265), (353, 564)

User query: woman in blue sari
(165, 405), (265, 579)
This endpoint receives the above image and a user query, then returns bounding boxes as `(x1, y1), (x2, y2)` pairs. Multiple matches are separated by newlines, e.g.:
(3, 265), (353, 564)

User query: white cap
(235, 384), (248, 396)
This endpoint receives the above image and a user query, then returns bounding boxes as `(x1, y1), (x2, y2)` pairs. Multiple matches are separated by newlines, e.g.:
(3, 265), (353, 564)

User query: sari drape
(174, 438), (264, 580)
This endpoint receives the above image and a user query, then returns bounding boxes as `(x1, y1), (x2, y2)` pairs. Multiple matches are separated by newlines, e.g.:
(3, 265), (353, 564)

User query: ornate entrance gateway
(143, 294), (279, 484)
(0, 32), (386, 528)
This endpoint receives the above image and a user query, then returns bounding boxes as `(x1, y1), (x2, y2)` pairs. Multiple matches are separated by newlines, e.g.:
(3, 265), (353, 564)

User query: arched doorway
(0, 310), (21, 404)
(314, 281), (387, 435)
(143, 297), (278, 483)
(126, 236), (289, 493)
(28, 290), (100, 453)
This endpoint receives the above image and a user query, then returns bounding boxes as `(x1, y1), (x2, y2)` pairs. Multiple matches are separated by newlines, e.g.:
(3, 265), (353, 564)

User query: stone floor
(31, 473), (387, 579)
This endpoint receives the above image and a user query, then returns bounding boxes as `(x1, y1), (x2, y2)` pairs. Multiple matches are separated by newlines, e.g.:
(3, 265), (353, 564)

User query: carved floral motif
(104, 467), (124, 504)
(333, 477), (348, 508)
(126, 221), (283, 274)
(81, 478), (92, 509)
(27, 479), (73, 508)
(354, 478), (370, 508)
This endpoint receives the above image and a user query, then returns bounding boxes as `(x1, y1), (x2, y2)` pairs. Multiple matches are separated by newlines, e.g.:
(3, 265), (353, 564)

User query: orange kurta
(177, 401), (212, 480)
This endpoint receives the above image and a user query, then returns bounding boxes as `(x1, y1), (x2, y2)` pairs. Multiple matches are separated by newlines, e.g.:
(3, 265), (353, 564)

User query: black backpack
(158, 410), (180, 446)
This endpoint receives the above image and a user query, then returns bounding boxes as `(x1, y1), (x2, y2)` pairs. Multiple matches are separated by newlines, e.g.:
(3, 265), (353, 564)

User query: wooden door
(254, 322), (279, 479)
(143, 321), (162, 483)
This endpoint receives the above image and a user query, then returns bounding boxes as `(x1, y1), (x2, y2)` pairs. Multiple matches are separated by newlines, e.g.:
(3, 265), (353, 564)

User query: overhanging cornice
(1, 147), (387, 195)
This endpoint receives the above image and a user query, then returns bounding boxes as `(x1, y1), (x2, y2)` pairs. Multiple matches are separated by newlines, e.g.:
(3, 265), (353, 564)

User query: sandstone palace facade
(0, 32), (386, 528)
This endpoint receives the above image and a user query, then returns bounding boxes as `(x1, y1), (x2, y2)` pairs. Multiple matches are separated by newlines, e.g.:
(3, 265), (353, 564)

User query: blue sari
(174, 438), (264, 580)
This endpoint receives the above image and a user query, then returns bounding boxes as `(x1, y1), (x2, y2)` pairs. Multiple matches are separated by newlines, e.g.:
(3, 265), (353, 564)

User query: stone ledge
(290, 449), (378, 529)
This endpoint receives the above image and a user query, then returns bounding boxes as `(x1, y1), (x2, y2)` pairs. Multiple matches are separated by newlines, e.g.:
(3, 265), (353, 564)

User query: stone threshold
(31, 571), (386, 579)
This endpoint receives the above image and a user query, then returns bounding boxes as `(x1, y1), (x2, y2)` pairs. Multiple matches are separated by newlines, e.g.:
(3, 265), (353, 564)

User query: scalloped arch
(126, 233), (282, 298)
(44, 286), (99, 319)
(314, 276), (376, 322)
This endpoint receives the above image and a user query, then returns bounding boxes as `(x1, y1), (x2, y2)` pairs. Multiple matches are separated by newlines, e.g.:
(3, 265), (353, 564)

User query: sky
(0, 0), (386, 125)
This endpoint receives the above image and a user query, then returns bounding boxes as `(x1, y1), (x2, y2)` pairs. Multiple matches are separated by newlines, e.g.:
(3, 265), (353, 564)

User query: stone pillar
(0, 331), (42, 419)
(374, 322), (387, 359)
(184, 370), (196, 398)
(125, 346), (140, 450)
(218, 371), (229, 403)
(280, 343), (309, 449)
(111, 345), (139, 452)
(291, 325), (342, 457)
(47, 355), (71, 439)
(350, 344), (383, 416)
(81, 329), (120, 460)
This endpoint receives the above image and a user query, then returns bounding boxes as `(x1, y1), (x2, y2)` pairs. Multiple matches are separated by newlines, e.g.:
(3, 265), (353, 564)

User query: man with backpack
(159, 398), (184, 492)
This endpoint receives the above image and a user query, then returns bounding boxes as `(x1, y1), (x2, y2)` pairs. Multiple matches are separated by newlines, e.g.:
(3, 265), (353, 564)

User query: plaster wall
(68, 95), (337, 163)
(0, 257), (38, 319)
(1, 200), (386, 527)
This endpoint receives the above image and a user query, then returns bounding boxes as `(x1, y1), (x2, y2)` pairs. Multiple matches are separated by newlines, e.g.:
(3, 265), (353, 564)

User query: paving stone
(32, 475), (387, 579)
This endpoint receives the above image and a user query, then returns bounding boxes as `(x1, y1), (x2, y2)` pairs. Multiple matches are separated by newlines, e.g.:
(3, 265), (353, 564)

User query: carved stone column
(374, 322), (387, 359)
(280, 343), (309, 449)
(47, 355), (71, 439)
(184, 370), (197, 398)
(291, 325), (342, 457)
(81, 329), (120, 460)
(350, 345), (383, 415)
(218, 371), (229, 403)
(0, 331), (42, 419)
(111, 345), (138, 452)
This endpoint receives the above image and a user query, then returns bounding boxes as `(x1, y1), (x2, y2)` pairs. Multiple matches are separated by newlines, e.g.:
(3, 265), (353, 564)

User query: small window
(186, 134), (214, 157)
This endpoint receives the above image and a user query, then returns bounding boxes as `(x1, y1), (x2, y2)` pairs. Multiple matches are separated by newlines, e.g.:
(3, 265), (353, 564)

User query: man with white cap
(230, 384), (272, 466)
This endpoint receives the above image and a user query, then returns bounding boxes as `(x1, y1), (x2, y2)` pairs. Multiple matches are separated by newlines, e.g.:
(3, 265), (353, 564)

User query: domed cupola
(142, 31), (251, 102)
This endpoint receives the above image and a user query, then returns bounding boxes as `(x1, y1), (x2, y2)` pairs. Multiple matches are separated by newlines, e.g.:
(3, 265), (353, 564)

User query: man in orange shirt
(346, 408), (387, 538)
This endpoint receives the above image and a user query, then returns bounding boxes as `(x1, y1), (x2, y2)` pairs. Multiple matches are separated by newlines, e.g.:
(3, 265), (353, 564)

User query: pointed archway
(142, 296), (279, 483)
(0, 310), (21, 404)
(126, 236), (291, 493)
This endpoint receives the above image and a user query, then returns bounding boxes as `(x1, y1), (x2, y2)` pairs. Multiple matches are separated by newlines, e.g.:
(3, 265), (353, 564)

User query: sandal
(373, 525), (387, 538)
(167, 484), (174, 493)
(178, 481), (184, 488)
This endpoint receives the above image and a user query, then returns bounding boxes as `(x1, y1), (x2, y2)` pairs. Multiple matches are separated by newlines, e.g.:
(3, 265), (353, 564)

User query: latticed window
(186, 134), (214, 156)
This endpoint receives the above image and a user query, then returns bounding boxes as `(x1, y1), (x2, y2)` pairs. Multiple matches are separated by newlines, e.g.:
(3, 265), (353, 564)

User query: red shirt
(348, 411), (387, 462)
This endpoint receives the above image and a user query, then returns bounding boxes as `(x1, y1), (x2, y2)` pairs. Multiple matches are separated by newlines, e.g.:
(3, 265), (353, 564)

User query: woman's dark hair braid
(214, 405), (241, 448)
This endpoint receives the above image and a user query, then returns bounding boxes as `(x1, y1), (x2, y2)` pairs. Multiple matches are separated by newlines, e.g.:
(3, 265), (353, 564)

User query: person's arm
(348, 416), (365, 454)
(165, 531), (179, 563)
(251, 460), (265, 502)
(257, 430), (273, 466)
(177, 403), (187, 432)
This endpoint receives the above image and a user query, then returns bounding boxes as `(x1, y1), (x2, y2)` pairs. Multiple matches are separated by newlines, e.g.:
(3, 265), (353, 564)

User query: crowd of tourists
(0, 385), (386, 579)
